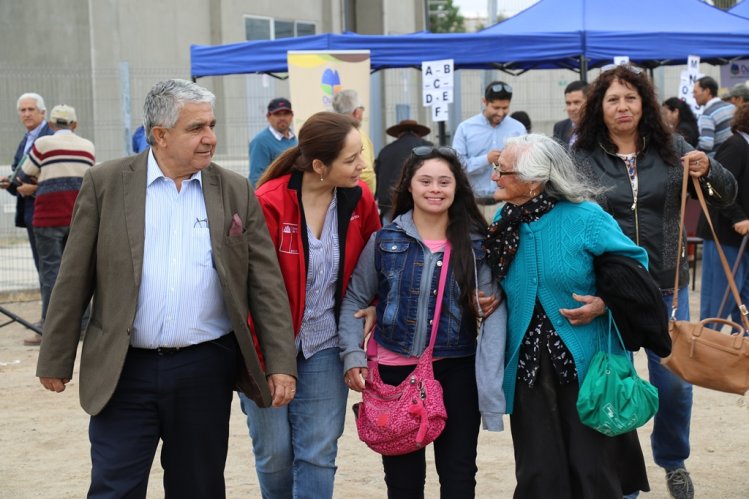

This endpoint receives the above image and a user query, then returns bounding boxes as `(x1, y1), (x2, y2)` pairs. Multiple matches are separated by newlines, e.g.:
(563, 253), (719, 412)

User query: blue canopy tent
(189, 29), (583, 145)
(190, 30), (581, 79)
(482, 0), (749, 73)
(731, 0), (749, 19)
(191, 0), (749, 79)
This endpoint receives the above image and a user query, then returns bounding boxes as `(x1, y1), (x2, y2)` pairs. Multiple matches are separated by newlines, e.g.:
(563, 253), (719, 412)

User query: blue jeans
(239, 347), (348, 499)
(626, 288), (693, 499)
(34, 226), (69, 320)
(700, 240), (749, 323)
(649, 286), (693, 470)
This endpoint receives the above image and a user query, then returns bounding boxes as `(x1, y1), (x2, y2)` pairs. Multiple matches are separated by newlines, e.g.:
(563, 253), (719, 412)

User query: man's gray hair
(506, 134), (603, 203)
(17, 93), (46, 112)
(332, 89), (362, 115)
(143, 79), (215, 145)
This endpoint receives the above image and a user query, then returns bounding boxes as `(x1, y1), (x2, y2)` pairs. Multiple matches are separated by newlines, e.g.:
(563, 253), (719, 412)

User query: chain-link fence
(0, 63), (720, 296)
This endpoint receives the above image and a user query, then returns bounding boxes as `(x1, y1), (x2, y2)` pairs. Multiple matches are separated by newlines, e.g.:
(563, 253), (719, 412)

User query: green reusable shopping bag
(576, 314), (659, 437)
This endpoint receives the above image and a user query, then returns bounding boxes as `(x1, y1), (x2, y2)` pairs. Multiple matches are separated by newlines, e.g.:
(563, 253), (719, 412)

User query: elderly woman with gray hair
(486, 134), (650, 498)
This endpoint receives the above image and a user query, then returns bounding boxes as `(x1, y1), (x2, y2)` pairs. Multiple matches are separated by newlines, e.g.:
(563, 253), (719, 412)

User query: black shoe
(665, 468), (694, 499)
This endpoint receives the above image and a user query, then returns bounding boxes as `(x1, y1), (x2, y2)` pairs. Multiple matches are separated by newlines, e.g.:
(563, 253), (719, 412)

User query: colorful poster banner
(287, 51), (371, 136)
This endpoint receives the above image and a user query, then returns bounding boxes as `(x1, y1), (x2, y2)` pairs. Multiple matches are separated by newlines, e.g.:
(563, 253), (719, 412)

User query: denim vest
(372, 225), (481, 358)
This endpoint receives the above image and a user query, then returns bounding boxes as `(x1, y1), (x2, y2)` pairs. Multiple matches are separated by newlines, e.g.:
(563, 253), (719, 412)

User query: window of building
(296, 22), (316, 37)
(244, 16), (317, 40)
(245, 16), (272, 41)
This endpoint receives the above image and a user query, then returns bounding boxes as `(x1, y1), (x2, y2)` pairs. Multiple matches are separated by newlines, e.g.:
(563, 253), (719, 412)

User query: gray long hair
(505, 134), (602, 202)
(143, 79), (215, 145)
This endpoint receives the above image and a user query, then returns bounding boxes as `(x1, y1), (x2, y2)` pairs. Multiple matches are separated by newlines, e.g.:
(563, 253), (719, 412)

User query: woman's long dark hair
(257, 111), (358, 187)
(574, 65), (677, 166)
(663, 97), (699, 147)
(390, 148), (486, 319)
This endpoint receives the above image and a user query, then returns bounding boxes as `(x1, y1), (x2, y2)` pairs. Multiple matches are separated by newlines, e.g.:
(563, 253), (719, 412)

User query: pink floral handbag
(353, 246), (450, 456)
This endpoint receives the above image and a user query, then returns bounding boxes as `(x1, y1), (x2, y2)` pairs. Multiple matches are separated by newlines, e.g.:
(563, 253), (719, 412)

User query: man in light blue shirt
(453, 81), (526, 220)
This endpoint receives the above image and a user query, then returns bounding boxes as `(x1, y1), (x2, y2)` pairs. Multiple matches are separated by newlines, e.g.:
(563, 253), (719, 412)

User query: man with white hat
(375, 119), (432, 223)
(16, 104), (95, 345)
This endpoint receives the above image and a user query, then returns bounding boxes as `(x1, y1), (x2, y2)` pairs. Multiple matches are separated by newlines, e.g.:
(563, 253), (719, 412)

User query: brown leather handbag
(661, 161), (749, 395)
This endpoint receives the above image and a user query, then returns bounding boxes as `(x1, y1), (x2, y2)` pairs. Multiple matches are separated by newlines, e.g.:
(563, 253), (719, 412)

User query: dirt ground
(2, 293), (749, 498)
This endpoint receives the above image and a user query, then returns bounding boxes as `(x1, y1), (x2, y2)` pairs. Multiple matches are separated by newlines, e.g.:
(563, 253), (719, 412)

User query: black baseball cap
(267, 97), (292, 114)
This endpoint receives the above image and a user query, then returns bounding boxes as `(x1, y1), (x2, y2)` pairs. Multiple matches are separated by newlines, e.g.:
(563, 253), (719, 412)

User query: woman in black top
(662, 97), (699, 147)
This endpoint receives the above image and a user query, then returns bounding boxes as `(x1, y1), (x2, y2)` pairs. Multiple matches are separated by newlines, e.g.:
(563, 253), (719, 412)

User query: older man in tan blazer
(36, 79), (297, 498)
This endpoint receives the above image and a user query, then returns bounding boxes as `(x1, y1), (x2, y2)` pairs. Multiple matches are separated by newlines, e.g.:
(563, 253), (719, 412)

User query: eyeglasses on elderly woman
(491, 162), (518, 178)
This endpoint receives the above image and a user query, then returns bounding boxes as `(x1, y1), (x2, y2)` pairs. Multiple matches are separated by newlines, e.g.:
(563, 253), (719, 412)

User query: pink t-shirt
(374, 239), (447, 366)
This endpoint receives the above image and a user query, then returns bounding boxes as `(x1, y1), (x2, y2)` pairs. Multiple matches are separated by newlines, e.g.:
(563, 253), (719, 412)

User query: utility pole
(488, 0), (497, 24)
(483, 0), (498, 90)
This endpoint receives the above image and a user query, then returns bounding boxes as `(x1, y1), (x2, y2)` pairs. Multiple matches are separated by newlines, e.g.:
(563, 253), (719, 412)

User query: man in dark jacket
(553, 81), (587, 148)
(0, 93), (53, 302)
(375, 119), (431, 223)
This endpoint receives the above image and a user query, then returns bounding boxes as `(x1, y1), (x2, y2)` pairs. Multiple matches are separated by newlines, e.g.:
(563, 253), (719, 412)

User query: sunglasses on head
(601, 63), (643, 75)
(411, 145), (457, 158)
(490, 83), (513, 94)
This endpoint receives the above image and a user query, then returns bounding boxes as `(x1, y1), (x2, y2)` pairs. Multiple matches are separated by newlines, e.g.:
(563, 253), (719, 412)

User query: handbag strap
(366, 243), (452, 360)
(427, 244), (451, 350)
(606, 312), (638, 370)
(607, 312), (627, 354)
(673, 160), (749, 331)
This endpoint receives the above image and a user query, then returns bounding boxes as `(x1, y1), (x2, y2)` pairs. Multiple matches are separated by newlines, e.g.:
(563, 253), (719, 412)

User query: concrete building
(0, 0), (428, 165)
(0, 0), (722, 294)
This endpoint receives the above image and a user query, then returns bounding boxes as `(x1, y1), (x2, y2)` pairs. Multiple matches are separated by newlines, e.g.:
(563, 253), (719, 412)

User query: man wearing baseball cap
(729, 82), (749, 107)
(249, 97), (297, 186)
(16, 104), (95, 345)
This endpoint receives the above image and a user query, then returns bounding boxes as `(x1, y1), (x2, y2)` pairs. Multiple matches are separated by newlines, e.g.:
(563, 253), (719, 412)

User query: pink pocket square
(229, 213), (243, 237)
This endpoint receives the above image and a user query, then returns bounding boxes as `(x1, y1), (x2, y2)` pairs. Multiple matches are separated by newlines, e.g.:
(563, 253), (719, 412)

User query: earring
(529, 188), (535, 197)
(320, 175), (324, 182)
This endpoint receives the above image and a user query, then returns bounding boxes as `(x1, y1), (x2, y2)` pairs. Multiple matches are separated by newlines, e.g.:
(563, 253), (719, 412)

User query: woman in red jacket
(240, 111), (380, 499)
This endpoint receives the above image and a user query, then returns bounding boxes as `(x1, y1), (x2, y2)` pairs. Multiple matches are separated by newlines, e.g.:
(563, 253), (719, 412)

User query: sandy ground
(2, 291), (749, 498)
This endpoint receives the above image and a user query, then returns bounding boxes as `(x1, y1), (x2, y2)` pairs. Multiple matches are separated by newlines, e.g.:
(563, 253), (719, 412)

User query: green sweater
(500, 200), (647, 413)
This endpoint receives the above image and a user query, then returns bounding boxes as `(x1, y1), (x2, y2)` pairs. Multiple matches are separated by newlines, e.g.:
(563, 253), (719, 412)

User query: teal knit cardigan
(499, 200), (648, 413)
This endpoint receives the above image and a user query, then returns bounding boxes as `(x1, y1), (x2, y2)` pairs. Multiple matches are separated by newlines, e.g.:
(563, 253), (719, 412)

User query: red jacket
(254, 171), (381, 336)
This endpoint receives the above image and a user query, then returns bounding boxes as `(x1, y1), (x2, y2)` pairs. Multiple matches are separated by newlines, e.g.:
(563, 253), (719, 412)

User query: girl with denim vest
(339, 146), (507, 498)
